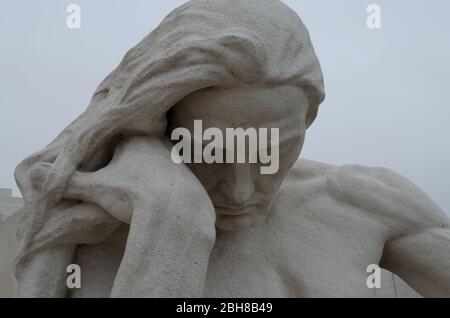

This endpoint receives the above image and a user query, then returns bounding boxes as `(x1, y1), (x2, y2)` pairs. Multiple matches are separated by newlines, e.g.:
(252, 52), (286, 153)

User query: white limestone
(1, 0), (449, 298)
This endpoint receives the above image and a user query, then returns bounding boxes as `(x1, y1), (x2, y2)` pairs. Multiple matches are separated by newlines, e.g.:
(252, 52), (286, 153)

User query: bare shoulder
(285, 160), (449, 234)
(327, 163), (449, 233)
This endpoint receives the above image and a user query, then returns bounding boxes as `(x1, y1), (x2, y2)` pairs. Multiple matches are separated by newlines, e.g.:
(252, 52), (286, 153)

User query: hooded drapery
(14, 0), (325, 296)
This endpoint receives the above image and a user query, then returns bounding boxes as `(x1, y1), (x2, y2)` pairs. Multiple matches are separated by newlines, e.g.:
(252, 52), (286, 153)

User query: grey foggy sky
(0, 0), (449, 216)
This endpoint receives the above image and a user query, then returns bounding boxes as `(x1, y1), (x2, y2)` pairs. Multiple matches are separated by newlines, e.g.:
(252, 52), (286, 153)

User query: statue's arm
(107, 137), (216, 297)
(381, 227), (450, 297)
(29, 136), (216, 297)
(373, 168), (450, 297)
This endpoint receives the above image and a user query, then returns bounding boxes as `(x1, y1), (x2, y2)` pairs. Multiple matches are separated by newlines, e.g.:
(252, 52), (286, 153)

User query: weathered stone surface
(2, 0), (449, 298)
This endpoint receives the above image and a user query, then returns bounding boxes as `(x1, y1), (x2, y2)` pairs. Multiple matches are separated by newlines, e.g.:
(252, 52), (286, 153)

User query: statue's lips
(214, 204), (257, 216)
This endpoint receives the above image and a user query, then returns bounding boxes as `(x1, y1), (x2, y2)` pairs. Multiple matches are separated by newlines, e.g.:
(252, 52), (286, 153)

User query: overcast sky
(0, 0), (449, 216)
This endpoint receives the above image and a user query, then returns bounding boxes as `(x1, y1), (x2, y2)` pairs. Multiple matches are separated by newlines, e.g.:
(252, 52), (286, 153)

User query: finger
(64, 169), (132, 224)
(29, 163), (53, 192)
(64, 170), (97, 202)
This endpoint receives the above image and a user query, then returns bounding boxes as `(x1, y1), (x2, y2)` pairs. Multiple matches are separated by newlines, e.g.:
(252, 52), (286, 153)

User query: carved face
(168, 85), (309, 230)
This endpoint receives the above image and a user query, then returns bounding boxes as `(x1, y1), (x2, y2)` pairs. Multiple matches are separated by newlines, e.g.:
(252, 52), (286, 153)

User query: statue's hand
(30, 136), (216, 297)
(30, 136), (216, 234)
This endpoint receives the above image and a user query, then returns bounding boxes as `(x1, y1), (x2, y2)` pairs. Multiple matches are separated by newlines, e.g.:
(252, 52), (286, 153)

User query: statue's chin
(215, 207), (269, 231)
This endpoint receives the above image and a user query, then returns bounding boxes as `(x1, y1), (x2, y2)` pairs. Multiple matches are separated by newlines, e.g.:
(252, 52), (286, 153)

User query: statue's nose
(221, 164), (255, 206)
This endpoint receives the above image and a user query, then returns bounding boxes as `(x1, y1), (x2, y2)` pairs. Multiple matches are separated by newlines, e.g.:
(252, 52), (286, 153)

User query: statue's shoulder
(285, 160), (448, 232)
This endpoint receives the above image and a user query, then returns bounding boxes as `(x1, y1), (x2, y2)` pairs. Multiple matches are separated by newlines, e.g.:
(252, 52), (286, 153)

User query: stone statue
(12, 0), (450, 297)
